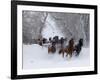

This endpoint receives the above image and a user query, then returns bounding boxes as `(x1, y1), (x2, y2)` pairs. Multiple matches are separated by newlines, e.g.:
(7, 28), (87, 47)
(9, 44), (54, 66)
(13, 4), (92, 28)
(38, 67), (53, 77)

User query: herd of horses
(37, 36), (83, 58)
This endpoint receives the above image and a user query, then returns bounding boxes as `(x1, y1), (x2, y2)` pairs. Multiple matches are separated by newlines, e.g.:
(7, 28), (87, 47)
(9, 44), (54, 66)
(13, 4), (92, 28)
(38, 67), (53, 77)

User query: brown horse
(59, 48), (65, 57)
(48, 45), (56, 54)
(59, 38), (75, 58)
(65, 38), (74, 57)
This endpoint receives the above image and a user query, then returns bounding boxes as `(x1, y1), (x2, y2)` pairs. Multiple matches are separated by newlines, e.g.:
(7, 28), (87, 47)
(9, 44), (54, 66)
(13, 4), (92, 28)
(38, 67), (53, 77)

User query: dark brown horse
(65, 38), (75, 58)
(59, 38), (75, 58)
(59, 48), (65, 57)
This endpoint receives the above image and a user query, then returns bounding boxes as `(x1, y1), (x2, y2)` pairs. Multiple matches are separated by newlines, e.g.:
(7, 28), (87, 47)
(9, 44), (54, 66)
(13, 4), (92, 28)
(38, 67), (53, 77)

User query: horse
(59, 38), (75, 58)
(65, 38), (75, 57)
(53, 36), (59, 44)
(48, 37), (57, 54)
(74, 38), (83, 56)
(42, 38), (47, 44)
(58, 37), (65, 57)
(48, 45), (56, 54)
(49, 37), (52, 42)
(59, 37), (65, 48)
(37, 38), (43, 46)
(51, 39), (56, 47)
(59, 48), (65, 57)
(37, 38), (48, 47)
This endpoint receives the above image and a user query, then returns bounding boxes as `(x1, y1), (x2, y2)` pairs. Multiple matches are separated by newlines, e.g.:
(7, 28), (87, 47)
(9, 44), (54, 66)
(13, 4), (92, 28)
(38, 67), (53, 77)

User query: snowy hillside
(23, 44), (90, 69)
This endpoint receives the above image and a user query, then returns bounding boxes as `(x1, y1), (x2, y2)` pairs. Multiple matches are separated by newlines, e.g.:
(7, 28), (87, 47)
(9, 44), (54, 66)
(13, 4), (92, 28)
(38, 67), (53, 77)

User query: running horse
(48, 45), (56, 54)
(59, 38), (75, 58)
(74, 38), (83, 56)
(48, 39), (56, 54)
(65, 38), (75, 58)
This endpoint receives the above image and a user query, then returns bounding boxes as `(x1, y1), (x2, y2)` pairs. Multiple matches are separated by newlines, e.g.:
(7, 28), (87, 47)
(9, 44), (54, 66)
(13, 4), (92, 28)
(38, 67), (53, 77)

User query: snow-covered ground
(23, 44), (90, 69)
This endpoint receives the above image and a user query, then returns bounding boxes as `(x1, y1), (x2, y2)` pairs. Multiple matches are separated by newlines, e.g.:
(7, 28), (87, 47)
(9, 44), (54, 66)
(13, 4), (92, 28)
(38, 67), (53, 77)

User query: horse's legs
(48, 47), (51, 54)
(70, 53), (72, 58)
(75, 51), (80, 56)
(48, 48), (49, 53)
(62, 51), (64, 58)
(66, 53), (68, 57)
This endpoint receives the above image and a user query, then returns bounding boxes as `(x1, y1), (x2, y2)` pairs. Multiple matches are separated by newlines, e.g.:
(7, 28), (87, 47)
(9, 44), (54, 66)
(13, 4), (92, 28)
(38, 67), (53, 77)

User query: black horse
(53, 36), (59, 44)
(42, 38), (47, 44)
(59, 37), (65, 48)
(74, 39), (83, 56)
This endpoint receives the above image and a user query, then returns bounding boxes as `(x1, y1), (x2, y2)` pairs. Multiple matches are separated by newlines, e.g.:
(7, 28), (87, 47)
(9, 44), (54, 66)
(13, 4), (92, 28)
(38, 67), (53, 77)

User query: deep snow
(23, 44), (90, 69)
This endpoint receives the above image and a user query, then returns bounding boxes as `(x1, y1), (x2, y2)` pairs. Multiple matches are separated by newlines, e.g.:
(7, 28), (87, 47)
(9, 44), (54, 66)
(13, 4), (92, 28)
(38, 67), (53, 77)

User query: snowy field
(23, 44), (90, 69)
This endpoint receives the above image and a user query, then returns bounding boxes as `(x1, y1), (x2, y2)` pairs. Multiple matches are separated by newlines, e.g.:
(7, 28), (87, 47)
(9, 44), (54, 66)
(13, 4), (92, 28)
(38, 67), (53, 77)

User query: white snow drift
(23, 44), (90, 69)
